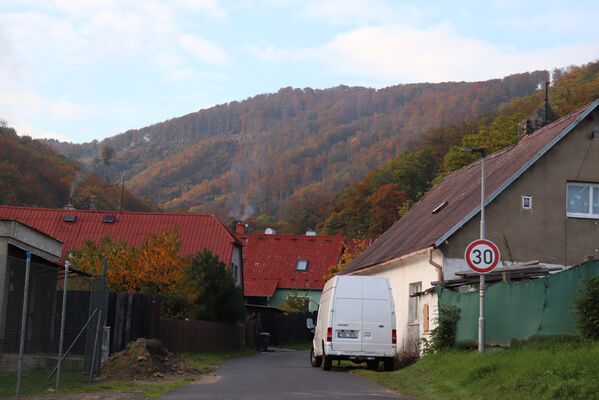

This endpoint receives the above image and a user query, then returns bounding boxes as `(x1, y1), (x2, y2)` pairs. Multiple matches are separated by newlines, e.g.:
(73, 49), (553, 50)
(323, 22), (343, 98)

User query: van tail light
(327, 327), (332, 342)
(392, 329), (397, 344)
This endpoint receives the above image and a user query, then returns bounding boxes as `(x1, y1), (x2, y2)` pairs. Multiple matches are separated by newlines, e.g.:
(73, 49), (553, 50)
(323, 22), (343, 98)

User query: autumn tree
(368, 183), (407, 237)
(324, 239), (370, 280)
(68, 227), (190, 297)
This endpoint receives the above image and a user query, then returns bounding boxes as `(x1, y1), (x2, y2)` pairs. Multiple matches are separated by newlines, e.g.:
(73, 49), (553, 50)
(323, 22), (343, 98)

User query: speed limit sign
(465, 239), (500, 274)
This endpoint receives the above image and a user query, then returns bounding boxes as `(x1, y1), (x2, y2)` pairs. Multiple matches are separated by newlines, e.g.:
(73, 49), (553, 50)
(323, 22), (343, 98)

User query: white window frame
(566, 182), (599, 219)
(408, 282), (422, 324)
(296, 259), (308, 271)
(521, 195), (532, 210)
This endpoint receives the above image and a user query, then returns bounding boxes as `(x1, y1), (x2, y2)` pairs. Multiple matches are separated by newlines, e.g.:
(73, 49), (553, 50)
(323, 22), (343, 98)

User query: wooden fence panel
(157, 319), (245, 353)
(106, 292), (159, 353)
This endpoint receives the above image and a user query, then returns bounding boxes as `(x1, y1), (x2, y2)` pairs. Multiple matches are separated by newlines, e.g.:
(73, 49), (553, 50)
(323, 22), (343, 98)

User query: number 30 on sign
(464, 239), (500, 274)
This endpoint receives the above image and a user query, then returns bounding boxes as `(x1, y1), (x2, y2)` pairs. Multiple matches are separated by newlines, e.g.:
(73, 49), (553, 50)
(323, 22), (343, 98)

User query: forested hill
(0, 123), (154, 212)
(316, 61), (599, 240)
(47, 71), (547, 222)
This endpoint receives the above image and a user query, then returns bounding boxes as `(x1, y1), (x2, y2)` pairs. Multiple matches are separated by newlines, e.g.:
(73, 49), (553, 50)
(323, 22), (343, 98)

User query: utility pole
(462, 147), (487, 353)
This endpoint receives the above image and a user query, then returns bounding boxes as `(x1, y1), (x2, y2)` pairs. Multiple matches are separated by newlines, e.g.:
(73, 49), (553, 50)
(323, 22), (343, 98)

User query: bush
(572, 276), (599, 339)
(420, 305), (460, 355)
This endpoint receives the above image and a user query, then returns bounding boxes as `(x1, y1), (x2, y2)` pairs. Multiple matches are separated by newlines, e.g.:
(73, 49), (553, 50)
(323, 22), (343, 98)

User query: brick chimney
(235, 222), (245, 234)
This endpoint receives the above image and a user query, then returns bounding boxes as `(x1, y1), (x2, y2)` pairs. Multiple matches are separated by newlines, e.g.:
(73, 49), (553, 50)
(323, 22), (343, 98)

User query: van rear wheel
(383, 357), (395, 371)
(322, 354), (332, 370)
(322, 344), (332, 371)
(310, 347), (322, 367)
(367, 360), (379, 370)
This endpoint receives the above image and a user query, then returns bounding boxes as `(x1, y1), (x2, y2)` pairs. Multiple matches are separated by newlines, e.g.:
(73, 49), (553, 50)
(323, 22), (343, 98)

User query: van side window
(408, 282), (422, 323)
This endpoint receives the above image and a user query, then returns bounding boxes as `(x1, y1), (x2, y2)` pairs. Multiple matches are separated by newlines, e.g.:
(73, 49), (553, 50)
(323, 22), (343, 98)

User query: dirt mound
(101, 338), (199, 380)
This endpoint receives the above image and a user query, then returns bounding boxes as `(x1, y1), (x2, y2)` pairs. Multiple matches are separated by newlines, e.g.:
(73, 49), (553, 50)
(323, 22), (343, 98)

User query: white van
(310, 275), (396, 371)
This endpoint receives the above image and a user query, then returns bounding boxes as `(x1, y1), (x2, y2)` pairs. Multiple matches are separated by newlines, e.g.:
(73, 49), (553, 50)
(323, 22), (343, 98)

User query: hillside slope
(47, 71), (547, 221)
(318, 61), (599, 239)
(0, 124), (154, 212)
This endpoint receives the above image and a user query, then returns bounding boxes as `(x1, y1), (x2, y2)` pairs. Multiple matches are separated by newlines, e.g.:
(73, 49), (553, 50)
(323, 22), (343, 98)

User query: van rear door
(331, 276), (363, 352)
(361, 278), (394, 355)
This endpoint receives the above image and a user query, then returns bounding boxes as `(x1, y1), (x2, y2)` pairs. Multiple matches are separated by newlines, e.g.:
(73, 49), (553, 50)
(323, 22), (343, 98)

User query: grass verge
(353, 336), (599, 400)
(178, 348), (257, 374)
(0, 348), (256, 398)
(272, 340), (313, 351)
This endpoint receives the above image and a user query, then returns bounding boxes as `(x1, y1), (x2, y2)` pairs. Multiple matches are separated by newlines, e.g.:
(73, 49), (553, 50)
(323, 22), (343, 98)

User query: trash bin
(257, 332), (271, 352)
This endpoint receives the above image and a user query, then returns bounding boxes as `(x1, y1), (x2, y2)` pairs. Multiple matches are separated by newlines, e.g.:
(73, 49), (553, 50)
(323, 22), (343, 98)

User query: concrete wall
(354, 249), (442, 354)
(442, 109), (599, 268)
(0, 220), (63, 345)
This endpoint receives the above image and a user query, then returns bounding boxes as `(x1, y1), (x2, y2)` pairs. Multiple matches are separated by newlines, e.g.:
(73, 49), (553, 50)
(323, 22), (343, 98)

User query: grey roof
(340, 99), (599, 275)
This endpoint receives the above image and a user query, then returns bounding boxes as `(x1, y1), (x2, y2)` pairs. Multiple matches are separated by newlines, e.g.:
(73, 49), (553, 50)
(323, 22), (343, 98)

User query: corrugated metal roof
(0, 206), (240, 265)
(341, 100), (599, 275)
(238, 233), (345, 296)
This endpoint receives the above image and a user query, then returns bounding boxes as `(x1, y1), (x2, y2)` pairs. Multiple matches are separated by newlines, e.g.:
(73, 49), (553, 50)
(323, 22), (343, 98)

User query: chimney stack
(235, 222), (245, 234)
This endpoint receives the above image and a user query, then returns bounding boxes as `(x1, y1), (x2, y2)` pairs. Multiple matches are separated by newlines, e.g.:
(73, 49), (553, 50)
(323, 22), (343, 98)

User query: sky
(1, 0), (599, 144)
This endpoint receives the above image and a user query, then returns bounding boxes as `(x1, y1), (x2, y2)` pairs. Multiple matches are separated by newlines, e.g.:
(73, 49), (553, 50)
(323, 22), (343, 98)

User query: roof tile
(0, 206), (239, 265)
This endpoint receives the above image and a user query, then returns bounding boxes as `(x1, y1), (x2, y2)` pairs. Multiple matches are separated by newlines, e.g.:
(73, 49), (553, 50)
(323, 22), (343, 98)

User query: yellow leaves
(323, 239), (369, 281)
(68, 227), (191, 298)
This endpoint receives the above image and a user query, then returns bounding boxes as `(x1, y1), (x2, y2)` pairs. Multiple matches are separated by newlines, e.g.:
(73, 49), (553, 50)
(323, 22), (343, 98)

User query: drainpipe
(428, 247), (443, 283)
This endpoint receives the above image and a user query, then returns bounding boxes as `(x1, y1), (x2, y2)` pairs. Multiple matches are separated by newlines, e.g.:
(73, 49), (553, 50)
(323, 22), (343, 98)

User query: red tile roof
(237, 233), (345, 296)
(342, 100), (599, 274)
(0, 206), (240, 265)
(244, 279), (278, 297)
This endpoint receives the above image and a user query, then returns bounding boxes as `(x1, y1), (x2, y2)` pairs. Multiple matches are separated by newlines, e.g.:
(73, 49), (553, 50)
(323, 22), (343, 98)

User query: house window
(408, 282), (422, 324)
(522, 195), (532, 210)
(567, 182), (599, 218)
(296, 260), (308, 271)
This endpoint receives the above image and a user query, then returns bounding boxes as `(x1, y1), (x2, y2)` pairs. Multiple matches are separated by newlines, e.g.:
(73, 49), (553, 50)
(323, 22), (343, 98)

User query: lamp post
(462, 147), (486, 353)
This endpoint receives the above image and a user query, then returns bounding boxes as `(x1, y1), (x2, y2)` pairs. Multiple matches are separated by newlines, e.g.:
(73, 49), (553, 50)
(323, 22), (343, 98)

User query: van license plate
(337, 330), (358, 338)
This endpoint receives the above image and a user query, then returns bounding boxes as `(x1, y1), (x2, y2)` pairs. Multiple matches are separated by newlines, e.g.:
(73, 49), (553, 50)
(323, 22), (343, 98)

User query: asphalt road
(159, 350), (415, 400)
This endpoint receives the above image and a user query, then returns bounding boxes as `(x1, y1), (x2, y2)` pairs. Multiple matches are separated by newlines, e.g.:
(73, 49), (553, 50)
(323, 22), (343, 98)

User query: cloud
(172, 0), (229, 21)
(0, 81), (99, 140)
(179, 34), (231, 65)
(297, 0), (419, 26)
(252, 22), (599, 84)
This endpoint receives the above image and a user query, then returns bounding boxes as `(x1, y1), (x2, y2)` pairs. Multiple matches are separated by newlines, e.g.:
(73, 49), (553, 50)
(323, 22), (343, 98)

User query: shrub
(420, 304), (460, 355)
(572, 276), (599, 339)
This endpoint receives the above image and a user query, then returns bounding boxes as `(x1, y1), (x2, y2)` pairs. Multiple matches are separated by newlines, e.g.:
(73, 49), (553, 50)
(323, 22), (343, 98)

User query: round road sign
(464, 239), (500, 274)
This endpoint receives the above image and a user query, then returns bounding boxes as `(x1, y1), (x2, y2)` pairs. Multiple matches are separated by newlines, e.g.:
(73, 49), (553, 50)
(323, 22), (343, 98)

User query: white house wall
(353, 248), (442, 354)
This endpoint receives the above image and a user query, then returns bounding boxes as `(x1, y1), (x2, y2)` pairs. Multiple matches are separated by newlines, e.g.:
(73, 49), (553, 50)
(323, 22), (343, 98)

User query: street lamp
(462, 147), (487, 353)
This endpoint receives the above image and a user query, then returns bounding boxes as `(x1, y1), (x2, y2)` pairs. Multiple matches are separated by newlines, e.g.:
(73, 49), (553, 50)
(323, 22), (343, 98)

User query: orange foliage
(68, 227), (190, 297)
(324, 239), (370, 281)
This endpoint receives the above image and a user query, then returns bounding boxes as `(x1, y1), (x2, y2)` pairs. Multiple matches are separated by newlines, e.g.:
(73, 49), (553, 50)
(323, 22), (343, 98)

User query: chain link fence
(0, 249), (107, 395)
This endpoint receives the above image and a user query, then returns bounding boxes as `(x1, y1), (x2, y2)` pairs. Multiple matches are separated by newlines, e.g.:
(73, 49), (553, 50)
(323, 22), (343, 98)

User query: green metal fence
(437, 260), (599, 346)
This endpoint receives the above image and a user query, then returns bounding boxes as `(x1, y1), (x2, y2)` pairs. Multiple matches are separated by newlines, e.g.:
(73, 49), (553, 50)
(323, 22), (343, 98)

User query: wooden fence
(156, 319), (250, 353)
(104, 292), (255, 354)
(106, 292), (159, 353)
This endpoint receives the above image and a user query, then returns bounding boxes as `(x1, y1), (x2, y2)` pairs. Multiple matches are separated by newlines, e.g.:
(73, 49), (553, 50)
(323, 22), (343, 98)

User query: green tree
(187, 249), (246, 324)
(572, 276), (599, 340)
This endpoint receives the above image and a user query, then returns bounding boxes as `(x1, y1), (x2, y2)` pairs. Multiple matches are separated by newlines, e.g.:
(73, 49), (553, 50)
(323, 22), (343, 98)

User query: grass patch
(0, 348), (256, 398)
(273, 340), (313, 351)
(0, 368), (193, 399)
(353, 336), (599, 400)
(178, 348), (257, 374)
(0, 368), (89, 398)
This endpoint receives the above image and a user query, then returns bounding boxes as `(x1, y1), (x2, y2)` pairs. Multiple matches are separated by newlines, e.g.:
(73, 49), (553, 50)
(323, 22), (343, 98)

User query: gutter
(428, 247), (443, 283)
(347, 246), (435, 276)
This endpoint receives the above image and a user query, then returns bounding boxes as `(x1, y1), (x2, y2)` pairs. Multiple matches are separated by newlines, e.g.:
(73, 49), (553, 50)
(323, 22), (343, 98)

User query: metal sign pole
(16, 252), (32, 396)
(463, 147), (487, 353)
(478, 150), (486, 353)
(56, 262), (69, 389)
